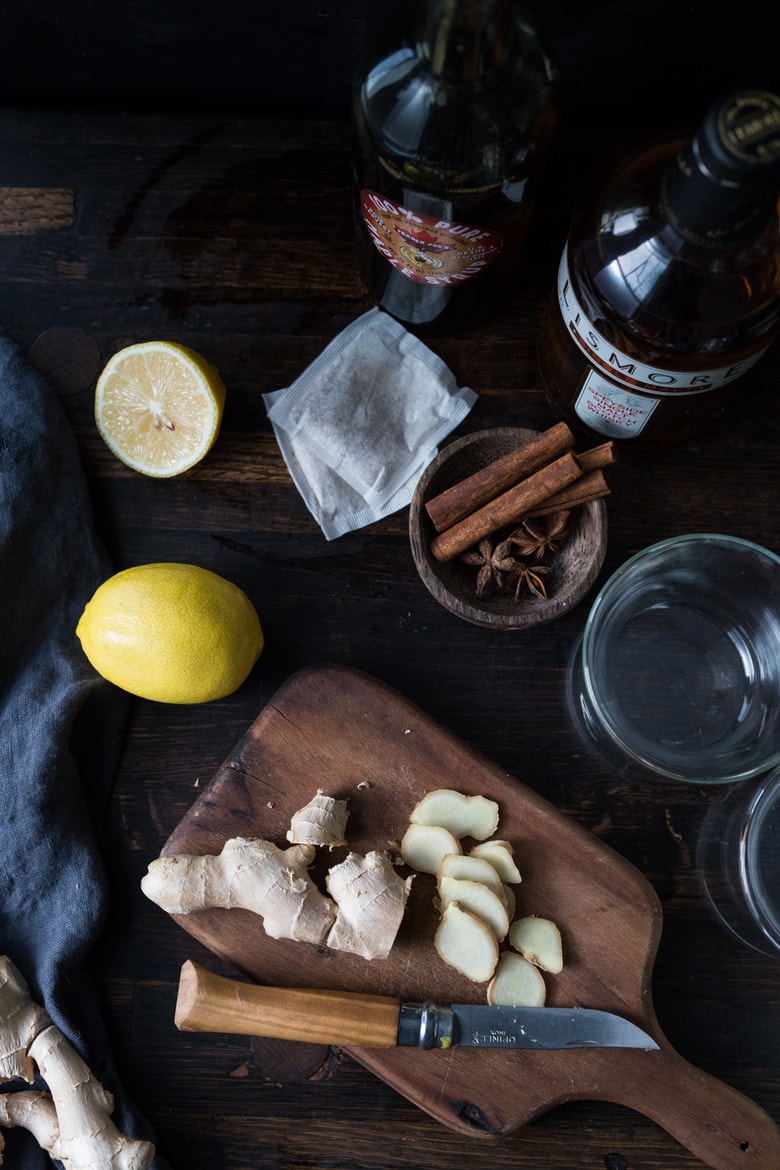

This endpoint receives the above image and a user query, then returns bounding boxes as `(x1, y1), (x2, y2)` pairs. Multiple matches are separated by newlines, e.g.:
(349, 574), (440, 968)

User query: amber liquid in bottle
(353, 0), (556, 333)
(538, 90), (780, 446)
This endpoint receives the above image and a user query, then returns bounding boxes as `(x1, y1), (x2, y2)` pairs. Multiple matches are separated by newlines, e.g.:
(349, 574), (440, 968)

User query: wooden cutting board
(160, 665), (780, 1170)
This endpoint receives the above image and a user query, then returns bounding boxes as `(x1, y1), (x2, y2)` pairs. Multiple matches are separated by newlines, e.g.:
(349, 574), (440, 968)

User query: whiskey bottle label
(361, 189), (503, 287)
(556, 250), (767, 436)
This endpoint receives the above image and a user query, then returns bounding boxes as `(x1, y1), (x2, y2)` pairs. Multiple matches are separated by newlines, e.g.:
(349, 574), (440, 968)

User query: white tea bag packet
(268, 416), (430, 540)
(266, 308), (476, 508)
(264, 308), (477, 538)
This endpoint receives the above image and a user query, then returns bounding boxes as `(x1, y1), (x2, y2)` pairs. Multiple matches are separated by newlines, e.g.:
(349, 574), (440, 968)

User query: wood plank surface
(0, 103), (776, 1170)
(157, 665), (780, 1170)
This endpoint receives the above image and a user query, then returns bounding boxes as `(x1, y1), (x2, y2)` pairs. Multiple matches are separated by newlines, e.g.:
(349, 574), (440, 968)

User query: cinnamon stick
(527, 469), (611, 517)
(574, 441), (616, 474)
(430, 451), (583, 563)
(424, 421), (575, 533)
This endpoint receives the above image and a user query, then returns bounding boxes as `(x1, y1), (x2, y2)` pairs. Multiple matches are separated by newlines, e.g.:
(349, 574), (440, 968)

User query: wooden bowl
(409, 427), (608, 629)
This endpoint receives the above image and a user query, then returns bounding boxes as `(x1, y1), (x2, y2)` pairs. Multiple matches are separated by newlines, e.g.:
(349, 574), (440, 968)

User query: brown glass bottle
(352, 0), (556, 333)
(538, 89), (780, 446)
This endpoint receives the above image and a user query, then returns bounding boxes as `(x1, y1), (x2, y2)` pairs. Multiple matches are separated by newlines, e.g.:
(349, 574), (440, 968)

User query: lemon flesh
(95, 341), (226, 477)
(76, 563), (263, 704)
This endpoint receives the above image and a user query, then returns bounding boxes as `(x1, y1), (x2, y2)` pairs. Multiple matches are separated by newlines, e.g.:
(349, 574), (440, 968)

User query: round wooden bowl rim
(409, 426), (608, 629)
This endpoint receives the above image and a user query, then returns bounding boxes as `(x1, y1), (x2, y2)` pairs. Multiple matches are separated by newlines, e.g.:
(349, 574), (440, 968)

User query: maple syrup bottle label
(360, 189), (503, 287)
(556, 251), (767, 438)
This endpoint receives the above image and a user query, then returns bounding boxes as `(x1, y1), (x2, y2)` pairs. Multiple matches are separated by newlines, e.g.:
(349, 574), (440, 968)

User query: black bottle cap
(695, 89), (780, 185)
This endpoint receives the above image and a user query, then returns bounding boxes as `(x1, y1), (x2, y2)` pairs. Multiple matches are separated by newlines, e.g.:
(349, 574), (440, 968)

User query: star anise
(507, 510), (571, 560)
(459, 537), (521, 596)
(510, 561), (550, 600)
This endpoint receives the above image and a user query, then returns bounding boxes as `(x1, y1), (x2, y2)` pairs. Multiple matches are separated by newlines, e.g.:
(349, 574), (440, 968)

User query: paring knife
(175, 960), (659, 1051)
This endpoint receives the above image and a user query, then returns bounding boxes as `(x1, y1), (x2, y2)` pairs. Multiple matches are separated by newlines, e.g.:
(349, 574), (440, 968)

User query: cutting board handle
(606, 1043), (780, 1170)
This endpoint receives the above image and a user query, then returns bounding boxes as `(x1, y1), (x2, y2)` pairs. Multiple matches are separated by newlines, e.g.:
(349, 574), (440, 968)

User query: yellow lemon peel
(76, 563), (263, 704)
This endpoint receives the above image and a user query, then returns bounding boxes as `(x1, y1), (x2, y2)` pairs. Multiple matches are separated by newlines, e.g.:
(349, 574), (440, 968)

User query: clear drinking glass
(567, 534), (780, 784)
(696, 766), (780, 958)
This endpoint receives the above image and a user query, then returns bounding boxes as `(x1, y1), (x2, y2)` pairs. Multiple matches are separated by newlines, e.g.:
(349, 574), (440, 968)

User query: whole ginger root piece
(0, 956), (155, 1170)
(0, 956), (51, 1083)
(0, 1091), (59, 1162)
(141, 837), (337, 945)
(29, 1026), (154, 1170)
(325, 852), (413, 960)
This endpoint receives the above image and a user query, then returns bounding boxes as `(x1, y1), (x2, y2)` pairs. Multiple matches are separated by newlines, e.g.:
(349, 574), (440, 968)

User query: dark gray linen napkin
(0, 334), (168, 1167)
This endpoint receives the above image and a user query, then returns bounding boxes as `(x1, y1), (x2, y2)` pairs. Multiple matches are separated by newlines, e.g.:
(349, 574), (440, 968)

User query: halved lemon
(95, 341), (226, 477)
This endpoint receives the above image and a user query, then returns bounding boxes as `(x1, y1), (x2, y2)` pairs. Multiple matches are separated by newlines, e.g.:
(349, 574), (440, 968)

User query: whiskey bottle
(352, 0), (556, 332)
(538, 89), (780, 445)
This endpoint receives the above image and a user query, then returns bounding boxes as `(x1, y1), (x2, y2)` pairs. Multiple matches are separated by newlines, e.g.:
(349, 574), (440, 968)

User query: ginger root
(403, 787), (564, 1001)
(469, 839), (522, 884)
(0, 957), (50, 1083)
(437, 852), (506, 899)
(287, 790), (349, 848)
(399, 822), (461, 875)
(434, 902), (499, 983)
(325, 852), (413, 960)
(141, 837), (336, 945)
(410, 789), (499, 841)
(143, 831), (411, 960)
(437, 875), (509, 942)
(487, 951), (547, 1007)
(0, 956), (154, 1170)
(508, 915), (564, 974)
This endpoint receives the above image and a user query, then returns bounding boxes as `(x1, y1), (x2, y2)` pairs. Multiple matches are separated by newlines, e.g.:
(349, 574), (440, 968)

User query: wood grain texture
(0, 104), (773, 1170)
(154, 666), (780, 1169)
(175, 962), (402, 1047)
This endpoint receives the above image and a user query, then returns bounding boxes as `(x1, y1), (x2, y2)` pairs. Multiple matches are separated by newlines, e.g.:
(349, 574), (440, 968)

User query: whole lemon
(76, 563), (263, 704)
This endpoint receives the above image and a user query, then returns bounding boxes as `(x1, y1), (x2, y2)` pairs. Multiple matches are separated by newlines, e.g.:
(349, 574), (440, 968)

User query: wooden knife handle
(605, 1044), (780, 1170)
(174, 960), (401, 1047)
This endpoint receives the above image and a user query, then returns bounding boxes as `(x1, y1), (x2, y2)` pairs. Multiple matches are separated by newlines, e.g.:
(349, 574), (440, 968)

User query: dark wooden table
(3, 106), (778, 1170)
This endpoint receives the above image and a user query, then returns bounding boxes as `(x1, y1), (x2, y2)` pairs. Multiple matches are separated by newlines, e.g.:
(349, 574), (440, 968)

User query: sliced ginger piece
(469, 839), (522, 883)
(487, 951), (547, 1007)
(508, 915), (564, 974)
(438, 875), (509, 941)
(434, 902), (499, 983)
(410, 789), (499, 841)
(400, 822), (461, 875)
(437, 852), (505, 899)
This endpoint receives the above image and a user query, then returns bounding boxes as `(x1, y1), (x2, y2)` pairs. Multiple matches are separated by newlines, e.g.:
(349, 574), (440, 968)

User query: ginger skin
(287, 790), (349, 848)
(0, 956), (154, 1170)
(325, 852), (413, 960)
(141, 837), (337, 945)
(144, 837), (411, 960)
(0, 957), (50, 1083)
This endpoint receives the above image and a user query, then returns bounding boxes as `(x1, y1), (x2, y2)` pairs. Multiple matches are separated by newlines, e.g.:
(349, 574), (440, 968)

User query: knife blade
(175, 960), (659, 1051)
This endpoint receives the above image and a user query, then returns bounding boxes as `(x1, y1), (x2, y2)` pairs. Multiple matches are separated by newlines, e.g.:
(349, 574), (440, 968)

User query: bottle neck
(419, 0), (512, 84)
(661, 90), (780, 250)
(661, 142), (777, 250)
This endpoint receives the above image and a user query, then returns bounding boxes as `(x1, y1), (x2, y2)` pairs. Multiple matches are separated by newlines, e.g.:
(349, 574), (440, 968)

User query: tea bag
(264, 308), (477, 539)
(269, 419), (429, 540)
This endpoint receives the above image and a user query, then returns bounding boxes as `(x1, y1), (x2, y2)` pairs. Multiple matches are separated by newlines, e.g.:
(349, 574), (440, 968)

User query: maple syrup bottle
(352, 0), (556, 332)
(538, 89), (780, 445)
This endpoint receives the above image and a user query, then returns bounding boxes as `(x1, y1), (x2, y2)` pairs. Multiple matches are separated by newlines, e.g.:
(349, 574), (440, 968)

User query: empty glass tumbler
(696, 766), (780, 958)
(568, 534), (780, 784)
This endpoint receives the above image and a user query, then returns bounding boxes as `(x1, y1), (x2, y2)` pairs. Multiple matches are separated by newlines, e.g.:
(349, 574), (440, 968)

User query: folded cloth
(0, 335), (168, 1167)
